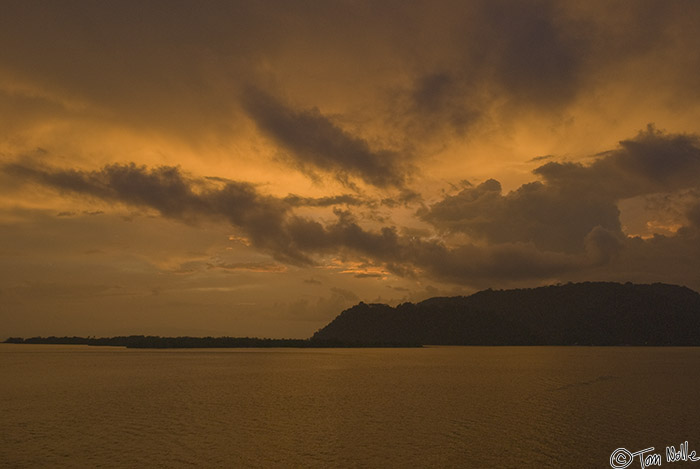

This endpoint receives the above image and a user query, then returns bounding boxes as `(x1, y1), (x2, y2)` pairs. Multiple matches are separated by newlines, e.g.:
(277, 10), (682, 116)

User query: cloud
(469, 0), (584, 108)
(413, 242), (581, 284)
(283, 194), (366, 207)
(534, 125), (700, 198)
(529, 155), (554, 163)
(388, 1), (700, 148)
(1, 161), (306, 261)
(280, 209), (586, 285)
(354, 273), (384, 279)
(421, 177), (622, 253)
(422, 126), (700, 254)
(380, 189), (423, 208)
(584, 226), (625, 265)
(396, 0), (587, 139)
(2, 0), (699, 158)
(4, 125), (700, 289)
(2, 159), (588, 285)
(207, 261), (287, 273)
(407, 72), (481, 137)
(242, 87), (409, 188)
(3, 161), (399, 266)
(687, 203), (700, 229)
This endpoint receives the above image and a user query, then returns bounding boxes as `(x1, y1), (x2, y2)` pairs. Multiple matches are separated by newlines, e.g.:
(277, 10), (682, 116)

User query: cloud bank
(2, 159), (585, 284)
(9, 126), (699, 288)
(422, 127), (700, 257)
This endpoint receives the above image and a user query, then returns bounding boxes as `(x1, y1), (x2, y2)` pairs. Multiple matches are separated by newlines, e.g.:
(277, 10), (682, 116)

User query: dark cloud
(354, 273), (384, 279)
(398, 0), (586, 138)
(411, 73), (455, 114)
(6, 163), (188, 215)
(413, 242), (580, 284)
(688, 203), (700, 229)
(421, 178), (621, 253)
(2, 160), (587, 285)
(2, 161), (305, 262)
(380, 189), (423, 208)
(393, 1), (700, 143)
(568, 228), (700, 289)
(242, 87), (409, 188)
(472, 0), (584, 109)
(423, 127), (700, 254)
(408, 72), (480, 136)
(5, 125), (700, 289)
(280, 209), (586, 286)
(283, 194), (366, 207)
(0, 1), (311, 140)
(584, 226), (625, 266)
(1, 0), (698, 173)
(207, 261), (287, 273)
(534, 126), (700, 198)
(529, 155), (555, 163)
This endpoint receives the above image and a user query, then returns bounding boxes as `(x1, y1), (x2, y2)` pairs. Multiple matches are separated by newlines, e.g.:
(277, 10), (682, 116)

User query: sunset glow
(2, 1), (700, 338)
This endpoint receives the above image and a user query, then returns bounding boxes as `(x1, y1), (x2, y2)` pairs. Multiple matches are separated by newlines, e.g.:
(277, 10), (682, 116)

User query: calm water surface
(2, 344), (700, 468)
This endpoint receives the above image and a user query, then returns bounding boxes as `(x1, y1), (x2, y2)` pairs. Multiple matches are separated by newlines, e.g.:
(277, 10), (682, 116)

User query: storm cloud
(2, 160), (592, 285)
(534, 126), (700, 198)
(243, 87), (409, 188)
(422, 127), (700, 255)
(391, 1), (700, 145)
(404, 0), (584, 136)
(5, 125), (700, 291)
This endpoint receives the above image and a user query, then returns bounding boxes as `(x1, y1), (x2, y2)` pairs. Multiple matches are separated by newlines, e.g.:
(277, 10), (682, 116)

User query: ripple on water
(2, 345), (700, 467)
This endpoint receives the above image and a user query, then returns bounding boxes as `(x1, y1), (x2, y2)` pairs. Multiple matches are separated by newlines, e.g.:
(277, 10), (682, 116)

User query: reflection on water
(2, 345), (699, 467)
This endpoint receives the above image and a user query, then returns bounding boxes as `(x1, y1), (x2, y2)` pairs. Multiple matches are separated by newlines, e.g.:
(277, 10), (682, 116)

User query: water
(2, 345), (700, 468)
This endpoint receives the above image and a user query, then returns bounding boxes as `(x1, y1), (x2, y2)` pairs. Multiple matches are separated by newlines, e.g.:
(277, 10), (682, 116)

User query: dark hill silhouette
(312, 282), (700, 346)
(6, 283), (700, 347)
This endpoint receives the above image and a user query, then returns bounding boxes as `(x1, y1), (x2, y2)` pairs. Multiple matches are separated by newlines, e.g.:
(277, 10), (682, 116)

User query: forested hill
(312, 282), (700, 346)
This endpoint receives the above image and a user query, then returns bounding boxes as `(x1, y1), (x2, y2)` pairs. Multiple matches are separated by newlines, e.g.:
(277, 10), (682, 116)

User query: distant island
(2, 336), (420, 348)
(313, 282), (700, 346)
(6, 282), (700, 347)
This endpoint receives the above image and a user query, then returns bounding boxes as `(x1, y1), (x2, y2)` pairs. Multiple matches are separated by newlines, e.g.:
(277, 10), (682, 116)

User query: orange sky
(2, 1), (700, 338)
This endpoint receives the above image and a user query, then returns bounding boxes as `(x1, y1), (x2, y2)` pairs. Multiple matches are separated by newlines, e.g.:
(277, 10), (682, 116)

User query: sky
(2, 0), (700, 338)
